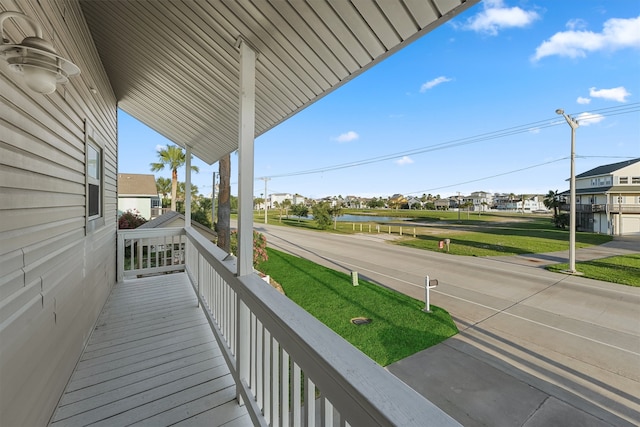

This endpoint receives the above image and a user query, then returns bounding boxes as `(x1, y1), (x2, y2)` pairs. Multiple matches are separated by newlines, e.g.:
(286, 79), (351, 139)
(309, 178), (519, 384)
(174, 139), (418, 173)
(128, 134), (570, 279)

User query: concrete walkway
(485, 234), (639, 268)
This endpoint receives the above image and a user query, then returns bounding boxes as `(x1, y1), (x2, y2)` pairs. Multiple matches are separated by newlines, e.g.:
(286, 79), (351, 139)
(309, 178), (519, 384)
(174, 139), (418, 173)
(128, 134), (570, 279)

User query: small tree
(312, 202), (332, 230)
(290, 204), (309, 222)
(330, 203), (343, 230)
(282, 199), (292, 219)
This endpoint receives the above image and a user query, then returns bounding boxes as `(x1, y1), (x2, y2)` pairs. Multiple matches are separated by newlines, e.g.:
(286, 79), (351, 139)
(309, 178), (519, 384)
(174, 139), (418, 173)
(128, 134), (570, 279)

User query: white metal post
(424, 276), (431, 313)
(237, 38), (256, 277)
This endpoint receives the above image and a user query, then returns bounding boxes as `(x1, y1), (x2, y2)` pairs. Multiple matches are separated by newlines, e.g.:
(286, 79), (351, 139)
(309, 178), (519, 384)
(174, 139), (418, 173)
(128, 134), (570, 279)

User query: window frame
(85, 121), (105, 234)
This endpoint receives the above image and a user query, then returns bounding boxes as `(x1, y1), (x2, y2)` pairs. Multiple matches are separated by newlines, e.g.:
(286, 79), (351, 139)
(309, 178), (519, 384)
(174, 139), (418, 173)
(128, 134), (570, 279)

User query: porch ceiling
(80, 0), (478, 165)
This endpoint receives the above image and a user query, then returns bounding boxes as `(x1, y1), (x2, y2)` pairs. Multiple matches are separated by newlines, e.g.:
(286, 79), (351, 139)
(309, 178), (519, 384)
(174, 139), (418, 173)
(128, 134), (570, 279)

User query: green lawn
(546, 254), (640, 286)
(257, 248), (458, 366)
(395, 223), (612, 256)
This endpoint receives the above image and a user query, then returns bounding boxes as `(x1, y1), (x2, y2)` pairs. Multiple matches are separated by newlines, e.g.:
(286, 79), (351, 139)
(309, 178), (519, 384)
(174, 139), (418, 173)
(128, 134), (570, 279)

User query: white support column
(185, 146), (192, 228)
(236, 38), (256, 277)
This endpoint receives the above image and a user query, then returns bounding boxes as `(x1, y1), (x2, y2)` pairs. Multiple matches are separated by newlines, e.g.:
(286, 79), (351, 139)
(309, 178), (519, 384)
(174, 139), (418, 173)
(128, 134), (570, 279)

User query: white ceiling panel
(79, 0), (479, 165)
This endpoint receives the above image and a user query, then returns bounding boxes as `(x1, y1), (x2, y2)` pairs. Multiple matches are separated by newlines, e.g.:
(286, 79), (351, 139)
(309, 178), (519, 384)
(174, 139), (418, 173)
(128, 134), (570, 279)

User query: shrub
(118, 209), (148, 229)
(230, 230), (268, 267)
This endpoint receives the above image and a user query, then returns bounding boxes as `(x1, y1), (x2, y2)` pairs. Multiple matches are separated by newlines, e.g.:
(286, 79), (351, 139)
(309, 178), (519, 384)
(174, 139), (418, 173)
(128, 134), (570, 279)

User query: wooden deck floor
(50, 273), (253, 427)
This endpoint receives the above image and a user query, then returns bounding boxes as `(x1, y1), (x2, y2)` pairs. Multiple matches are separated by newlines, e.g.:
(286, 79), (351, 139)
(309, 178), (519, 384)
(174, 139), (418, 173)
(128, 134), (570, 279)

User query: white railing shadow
(118, 227), (460, 427)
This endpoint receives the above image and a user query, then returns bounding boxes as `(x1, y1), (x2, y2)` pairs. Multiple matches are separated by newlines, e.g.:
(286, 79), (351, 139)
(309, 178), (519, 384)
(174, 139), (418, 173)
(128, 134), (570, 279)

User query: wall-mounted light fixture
(0, 11), (80, 94)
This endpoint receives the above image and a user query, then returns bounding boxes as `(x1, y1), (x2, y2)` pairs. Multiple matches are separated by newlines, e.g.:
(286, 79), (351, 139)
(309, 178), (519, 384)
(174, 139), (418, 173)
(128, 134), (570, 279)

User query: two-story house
(560, 158), (640, 235)
(117, 173), (161, 220)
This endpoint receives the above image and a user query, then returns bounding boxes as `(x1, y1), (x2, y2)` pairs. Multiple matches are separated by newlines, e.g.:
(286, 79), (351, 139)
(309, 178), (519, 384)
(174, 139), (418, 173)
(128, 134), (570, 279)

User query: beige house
(560, 158), (640, 235)
(117, 173), (161, 220)
(0, 1), (477, 426)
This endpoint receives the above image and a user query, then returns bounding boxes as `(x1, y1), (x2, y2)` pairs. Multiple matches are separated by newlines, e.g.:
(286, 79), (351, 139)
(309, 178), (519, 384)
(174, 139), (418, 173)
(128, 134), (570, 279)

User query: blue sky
(118, 0), (640, 200)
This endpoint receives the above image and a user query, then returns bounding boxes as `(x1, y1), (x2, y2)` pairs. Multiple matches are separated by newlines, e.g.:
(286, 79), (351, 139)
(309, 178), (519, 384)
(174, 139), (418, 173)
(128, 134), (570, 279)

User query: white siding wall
(118, 197), (152, 220)
(0, 1), (118, 425)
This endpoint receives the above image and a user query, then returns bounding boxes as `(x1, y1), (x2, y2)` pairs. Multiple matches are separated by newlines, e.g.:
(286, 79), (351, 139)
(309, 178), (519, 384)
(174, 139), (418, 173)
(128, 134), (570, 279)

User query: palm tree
(544, 190), (560, 217)
(156, 177), (171, 206)
(217, 153), (231, 252)
(150, 145), (199, 211)
(282, 199), (292, 219)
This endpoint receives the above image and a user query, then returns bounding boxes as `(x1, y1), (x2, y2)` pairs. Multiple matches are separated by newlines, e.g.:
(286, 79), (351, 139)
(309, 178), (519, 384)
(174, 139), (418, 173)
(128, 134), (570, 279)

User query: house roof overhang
(559, 185), (640, 196)
(79, 0), (479, 165)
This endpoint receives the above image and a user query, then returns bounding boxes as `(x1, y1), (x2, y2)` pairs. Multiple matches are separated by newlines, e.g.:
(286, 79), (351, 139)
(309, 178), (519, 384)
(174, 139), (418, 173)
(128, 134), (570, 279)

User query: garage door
(621, 215), (640, 235)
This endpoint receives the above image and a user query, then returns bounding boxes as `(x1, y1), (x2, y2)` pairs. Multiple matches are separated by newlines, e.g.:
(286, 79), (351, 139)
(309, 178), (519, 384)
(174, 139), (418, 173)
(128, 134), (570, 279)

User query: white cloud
(566, 19), (588, 31)
(155, 144), (165, 152)
(589, 86), (631, 102)
(420, 76), (452, 92)
(395, 156), (414, 166)
(532, 15), (640, 61)
(460, 0), (540, 36)
(576, 112), (605, 126)
(576, 96), (591, 105)
(528, 127), (541, 134)
(334, 131), (359, 143)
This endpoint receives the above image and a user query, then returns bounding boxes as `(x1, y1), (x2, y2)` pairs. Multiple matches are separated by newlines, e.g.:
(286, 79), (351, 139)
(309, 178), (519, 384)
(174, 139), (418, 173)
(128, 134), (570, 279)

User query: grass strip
(546, 254), (640, 287)
(257, 248), (458, 366)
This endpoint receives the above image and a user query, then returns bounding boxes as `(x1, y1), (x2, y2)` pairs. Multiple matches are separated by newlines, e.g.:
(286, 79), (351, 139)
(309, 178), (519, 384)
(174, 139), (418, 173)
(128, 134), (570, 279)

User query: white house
(268, 192), (305, 208)
(560, 158), (640, 235)
(117, 173), (161, 220)
(468, 191), (493, 211)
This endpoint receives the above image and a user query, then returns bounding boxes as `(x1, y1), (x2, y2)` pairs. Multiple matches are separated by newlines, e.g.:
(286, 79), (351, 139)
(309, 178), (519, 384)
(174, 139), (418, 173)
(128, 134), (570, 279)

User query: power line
(256, 104), (640, 180)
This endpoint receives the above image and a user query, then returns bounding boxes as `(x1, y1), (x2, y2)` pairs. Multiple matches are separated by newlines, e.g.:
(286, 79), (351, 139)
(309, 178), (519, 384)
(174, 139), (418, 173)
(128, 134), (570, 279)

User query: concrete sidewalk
(485, 234), (639, 268)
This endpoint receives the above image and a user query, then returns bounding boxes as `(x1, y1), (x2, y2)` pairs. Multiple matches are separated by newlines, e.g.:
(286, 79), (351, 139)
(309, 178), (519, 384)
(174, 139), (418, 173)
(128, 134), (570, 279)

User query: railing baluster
(292, 362), (301, 427)
(281, 349), (290, 427)
(264, 330), (272, 424)
(304, 377), (315, 427)
(256, 320), (264, 413)
(272, 338), (280, 427)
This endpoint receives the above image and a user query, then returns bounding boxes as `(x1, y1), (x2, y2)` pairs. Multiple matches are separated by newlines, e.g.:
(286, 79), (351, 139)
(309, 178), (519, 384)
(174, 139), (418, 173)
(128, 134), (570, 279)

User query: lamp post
(555, 109), (579, 274)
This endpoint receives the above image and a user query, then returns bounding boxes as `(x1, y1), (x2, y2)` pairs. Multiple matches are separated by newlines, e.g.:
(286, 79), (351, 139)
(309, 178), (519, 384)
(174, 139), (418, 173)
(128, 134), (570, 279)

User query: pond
(305, 214), (412, 222)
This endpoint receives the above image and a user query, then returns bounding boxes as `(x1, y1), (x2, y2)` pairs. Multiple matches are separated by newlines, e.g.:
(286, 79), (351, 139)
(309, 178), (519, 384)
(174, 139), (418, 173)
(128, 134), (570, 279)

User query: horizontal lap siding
(0, 0), (118, 426)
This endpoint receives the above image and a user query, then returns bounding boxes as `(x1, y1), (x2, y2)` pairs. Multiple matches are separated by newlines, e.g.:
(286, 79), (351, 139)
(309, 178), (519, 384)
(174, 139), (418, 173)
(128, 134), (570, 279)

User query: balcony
(560, 203), (640, 214)
(51, 227), (458, 426)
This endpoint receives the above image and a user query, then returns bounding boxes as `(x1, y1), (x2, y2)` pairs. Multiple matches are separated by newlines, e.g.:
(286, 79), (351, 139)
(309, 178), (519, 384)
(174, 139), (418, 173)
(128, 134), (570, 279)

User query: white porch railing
(118, 227), (460, 427)
(117, 227), (186, 281)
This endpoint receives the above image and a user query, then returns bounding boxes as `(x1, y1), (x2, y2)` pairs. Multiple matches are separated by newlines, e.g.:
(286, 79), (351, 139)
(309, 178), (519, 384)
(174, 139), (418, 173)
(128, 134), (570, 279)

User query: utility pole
(261, 177), (270, 224)
(556, 108), (579, 274)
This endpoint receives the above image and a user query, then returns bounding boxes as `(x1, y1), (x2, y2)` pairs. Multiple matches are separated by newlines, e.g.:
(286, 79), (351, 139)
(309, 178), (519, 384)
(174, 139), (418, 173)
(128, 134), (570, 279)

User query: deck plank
(50, 273), (253, 427)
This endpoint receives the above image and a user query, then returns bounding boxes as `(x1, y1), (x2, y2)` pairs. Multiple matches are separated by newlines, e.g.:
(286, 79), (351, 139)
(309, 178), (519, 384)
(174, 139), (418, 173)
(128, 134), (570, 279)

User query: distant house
(434, 198), (452, 210)
(118, 174), (161, 220)
(388, 194), (407, 209)
(560, 158), (640, 235)
(468, 191), (493, 212)
(406, 197), (423, 209)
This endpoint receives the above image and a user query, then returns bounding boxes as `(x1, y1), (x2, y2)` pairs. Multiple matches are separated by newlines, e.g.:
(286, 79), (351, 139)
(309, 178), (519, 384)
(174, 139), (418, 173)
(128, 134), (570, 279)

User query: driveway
(256, 224), (640, 427)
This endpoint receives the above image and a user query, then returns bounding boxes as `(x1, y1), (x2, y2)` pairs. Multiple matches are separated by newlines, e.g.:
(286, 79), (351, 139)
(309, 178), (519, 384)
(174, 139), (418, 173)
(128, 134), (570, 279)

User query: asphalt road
(254, 222), (640, 427)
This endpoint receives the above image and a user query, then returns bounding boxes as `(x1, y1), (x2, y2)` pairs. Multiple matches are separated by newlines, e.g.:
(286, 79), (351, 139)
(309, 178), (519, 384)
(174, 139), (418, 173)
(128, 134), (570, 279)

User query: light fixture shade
(0, 12), (80, 94)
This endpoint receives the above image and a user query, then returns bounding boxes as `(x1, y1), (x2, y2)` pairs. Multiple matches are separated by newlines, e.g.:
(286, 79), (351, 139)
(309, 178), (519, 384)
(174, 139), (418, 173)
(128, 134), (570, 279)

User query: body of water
(305, 214), (411, 222)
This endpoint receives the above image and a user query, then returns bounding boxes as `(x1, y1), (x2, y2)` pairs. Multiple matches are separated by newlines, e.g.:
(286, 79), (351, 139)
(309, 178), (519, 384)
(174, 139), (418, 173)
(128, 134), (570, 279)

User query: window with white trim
(619, 177), (629, 184)
(85, 122), (105, 233)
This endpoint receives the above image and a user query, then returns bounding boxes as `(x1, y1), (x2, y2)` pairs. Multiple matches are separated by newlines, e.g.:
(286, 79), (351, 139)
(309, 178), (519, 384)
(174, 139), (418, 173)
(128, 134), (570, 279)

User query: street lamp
(556, 108), (579, 274)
